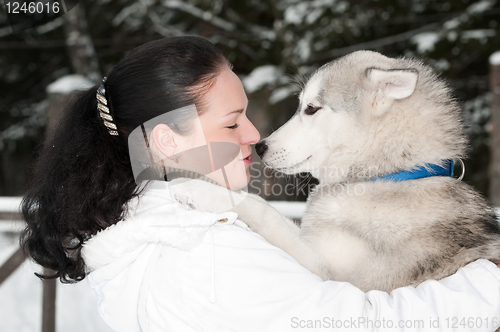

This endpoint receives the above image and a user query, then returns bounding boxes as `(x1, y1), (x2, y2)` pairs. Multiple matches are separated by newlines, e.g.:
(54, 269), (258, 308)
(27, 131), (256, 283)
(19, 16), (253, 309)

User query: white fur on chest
(303, 226), (370, 281)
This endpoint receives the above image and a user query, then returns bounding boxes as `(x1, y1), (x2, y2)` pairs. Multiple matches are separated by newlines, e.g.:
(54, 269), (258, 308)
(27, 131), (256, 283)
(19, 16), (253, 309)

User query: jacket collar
(81, 180), (236, 272)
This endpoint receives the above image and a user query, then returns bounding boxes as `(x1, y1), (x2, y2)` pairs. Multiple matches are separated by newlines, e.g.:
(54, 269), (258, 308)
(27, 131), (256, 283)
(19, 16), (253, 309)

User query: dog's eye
(305, 104), (322, 115)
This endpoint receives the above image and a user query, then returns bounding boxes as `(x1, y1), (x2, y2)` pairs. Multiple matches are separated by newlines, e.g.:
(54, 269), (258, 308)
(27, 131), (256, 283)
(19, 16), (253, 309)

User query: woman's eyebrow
(223, 109), (244, 117)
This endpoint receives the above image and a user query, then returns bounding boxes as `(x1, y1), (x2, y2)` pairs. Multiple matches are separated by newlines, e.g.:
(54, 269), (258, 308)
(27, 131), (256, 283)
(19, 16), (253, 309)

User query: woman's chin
(206, 164), (250, 192)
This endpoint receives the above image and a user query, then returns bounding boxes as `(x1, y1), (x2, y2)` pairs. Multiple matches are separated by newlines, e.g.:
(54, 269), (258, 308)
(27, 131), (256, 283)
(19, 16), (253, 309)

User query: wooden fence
(0, 197), (56, 332)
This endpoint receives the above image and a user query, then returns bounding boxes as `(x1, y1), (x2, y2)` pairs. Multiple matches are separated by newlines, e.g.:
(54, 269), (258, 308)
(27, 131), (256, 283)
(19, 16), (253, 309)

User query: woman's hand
(169, 178), (248, 213)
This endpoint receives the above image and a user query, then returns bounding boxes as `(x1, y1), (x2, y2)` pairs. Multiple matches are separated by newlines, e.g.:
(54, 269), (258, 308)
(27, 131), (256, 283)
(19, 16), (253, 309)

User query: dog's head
(256, 50), (468, 184)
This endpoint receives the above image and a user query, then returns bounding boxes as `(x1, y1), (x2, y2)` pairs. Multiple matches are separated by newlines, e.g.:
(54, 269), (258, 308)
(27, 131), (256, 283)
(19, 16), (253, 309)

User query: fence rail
(0, 196), (24, 232)
(0, 196), (56, 332)
(0, 197), (25, 285)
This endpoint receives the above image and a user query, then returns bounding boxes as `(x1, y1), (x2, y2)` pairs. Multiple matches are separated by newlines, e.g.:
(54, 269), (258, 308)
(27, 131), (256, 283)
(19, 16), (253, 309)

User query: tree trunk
(62, 2), (100, 82)
(44, 3), (100, 132)
(489, 55), (500, 206)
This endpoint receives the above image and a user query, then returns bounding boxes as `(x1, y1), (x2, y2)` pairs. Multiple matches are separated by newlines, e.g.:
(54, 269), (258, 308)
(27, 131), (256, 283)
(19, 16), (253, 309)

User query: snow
(35, 17), (63, 34)
(489, 51), (500, 66)
(0, 221), (24, 233)
(46, 74), (94, 95)
(0, 198), (113, 331)
(282, 0), (340, 23)
(241, 65), (282, 94)
(443, 18), (460, 30)
(432, 58), (451, 71)
(411, 32), (440, 53)
(447, 30), (458, 42)
(296, 33), (312, 62)
(305, 8), (324, 25)
(0, 251), (42, 332)
(467, 0), (495, 14)
(0, 233), (113, 332)
(0, 25), (13, 38)
(268, 201), (306, 220)
(269, 85), (298, 105)
(1, 124), (27, 141)
(112, 3), (143, 26)
(268, 202), (499, 221)
(461, 29), (496, 40)
(0, 196), (21, 213)
(283, 3), (308, 25)
(162, 0), (235, 31)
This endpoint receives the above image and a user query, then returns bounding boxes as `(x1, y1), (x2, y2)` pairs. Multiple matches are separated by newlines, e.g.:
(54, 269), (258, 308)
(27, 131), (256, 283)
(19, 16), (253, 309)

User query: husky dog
(170, 50), (500, 292)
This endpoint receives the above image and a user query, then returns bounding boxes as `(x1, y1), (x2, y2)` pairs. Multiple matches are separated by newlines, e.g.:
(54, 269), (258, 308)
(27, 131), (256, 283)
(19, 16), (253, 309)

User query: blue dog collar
(371, 159), (454, 182)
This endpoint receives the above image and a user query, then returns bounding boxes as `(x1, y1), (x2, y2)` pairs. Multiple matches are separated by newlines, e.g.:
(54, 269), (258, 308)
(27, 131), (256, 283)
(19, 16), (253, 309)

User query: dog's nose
(255, 141), (268, 158)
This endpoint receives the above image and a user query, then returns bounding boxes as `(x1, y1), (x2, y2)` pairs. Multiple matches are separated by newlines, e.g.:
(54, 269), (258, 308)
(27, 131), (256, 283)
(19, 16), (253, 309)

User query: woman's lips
(243, 154), (253, 164)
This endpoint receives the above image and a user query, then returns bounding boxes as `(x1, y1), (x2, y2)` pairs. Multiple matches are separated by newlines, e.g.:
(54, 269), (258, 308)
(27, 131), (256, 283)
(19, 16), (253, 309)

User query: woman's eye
(227, 123), (239, 129)
(305, 104), (322, 115)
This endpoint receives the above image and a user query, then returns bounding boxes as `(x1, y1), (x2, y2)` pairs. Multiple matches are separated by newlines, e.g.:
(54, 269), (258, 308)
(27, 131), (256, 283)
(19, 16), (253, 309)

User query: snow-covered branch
(161, 0), (235, 32)
(308, 22), (439, 63)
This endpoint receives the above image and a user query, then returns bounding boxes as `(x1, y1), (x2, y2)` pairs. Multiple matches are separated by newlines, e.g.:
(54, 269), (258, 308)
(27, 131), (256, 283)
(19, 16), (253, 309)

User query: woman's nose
(241, 117), (260, 145)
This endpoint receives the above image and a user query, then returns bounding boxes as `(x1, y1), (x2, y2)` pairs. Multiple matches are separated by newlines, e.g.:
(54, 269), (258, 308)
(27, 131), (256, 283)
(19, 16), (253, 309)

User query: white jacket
(82, 180), (500, 332)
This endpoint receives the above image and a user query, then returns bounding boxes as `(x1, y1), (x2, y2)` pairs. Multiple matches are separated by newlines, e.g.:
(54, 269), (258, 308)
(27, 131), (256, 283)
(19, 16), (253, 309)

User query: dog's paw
(171, 188), (199, 210)
(168, 178), (247, 214)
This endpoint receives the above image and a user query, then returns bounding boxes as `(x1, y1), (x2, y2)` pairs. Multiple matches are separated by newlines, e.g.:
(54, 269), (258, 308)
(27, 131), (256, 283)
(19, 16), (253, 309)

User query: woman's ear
(150, 124), (177, 161)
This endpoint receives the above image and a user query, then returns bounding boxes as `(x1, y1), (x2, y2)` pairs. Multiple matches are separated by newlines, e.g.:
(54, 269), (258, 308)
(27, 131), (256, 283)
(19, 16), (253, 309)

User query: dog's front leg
(169, 179), (330, 280)
(232, 195), (331, 280)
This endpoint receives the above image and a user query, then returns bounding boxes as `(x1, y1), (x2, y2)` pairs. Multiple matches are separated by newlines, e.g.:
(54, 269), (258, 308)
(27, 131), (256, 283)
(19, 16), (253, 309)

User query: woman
(21, 36), (500, 331)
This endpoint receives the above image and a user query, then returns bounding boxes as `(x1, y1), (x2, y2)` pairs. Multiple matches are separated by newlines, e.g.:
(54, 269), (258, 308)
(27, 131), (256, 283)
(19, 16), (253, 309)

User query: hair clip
(97, 77), (118, 136)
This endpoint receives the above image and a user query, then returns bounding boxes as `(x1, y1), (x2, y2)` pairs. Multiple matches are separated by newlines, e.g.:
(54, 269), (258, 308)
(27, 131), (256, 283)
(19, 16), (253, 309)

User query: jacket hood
(82, 180), (235, 272)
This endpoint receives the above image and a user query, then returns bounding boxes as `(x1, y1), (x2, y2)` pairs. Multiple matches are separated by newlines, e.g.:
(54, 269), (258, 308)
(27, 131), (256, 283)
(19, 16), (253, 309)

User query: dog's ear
(365, 68), (418, 116)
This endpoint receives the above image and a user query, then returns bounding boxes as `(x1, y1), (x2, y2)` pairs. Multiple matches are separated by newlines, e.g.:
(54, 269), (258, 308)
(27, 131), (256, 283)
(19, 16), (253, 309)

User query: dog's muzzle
(255, 141), (268, 158)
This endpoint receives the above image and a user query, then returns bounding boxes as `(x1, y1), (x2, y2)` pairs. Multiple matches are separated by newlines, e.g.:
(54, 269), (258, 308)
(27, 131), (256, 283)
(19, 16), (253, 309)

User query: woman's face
(197, 67), (260, 190)
(151, 67), (260, 190)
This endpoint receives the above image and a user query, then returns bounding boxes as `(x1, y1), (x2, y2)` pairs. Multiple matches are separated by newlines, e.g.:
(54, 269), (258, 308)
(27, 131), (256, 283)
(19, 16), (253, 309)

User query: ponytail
(20, 86), (141, 282)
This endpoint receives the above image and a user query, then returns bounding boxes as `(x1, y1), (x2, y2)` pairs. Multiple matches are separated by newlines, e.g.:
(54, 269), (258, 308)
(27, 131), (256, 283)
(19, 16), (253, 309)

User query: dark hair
(20, 36), (231, 283)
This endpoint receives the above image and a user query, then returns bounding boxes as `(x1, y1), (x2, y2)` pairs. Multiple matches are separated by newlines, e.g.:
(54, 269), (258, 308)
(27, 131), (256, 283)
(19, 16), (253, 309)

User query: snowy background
(0, 195), (113, 332)
(0, 231), (113, 332)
